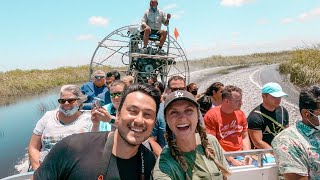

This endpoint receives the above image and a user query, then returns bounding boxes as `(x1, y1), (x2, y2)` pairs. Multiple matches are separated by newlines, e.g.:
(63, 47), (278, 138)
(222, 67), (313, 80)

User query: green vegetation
(0, 65), (111, 105)
(2, 49), (314, 106)
(186, 51), (292, 70)
(279, 46), (320, 87)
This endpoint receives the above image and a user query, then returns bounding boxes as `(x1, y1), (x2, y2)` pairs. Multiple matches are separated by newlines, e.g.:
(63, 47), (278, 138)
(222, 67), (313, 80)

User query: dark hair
(106, 70), (121, 80)
(197, 95), (212, 116)
(205, 82), (224, 96)
(154, 81), (165, 94)
(165, 116), (230, 179)
(299, 85), (320, 113)
(186, 83), (197, 92)
(167, 75), (186, 88)
(221, 85), (242, 100)
(118, 83), (161, 115)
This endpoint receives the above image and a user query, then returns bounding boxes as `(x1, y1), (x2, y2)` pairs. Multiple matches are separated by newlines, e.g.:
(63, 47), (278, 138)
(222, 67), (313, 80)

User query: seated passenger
(32, 84), (161, 179)
(122, 75), (134, 86)
(197, 94), (212, 117)
(81, 70), (110, 110)
(149, 76), (186, 157)
(204, 82), (224, 108)
(204, 85), (251, 166)
(248, 82), (289, 149)
(272, 85), (320, 180)
(106, 70), (121, 87)
(153, 90), (230, 179)
(141, 0), (171, 54)
(91, 80), (127, 131)
(186, 82), (199, 99)
(28, 85), (92, 171)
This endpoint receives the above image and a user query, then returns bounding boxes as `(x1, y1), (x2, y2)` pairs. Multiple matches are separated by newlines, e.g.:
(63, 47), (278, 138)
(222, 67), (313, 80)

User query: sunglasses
(110, 92), (122, 98)
(58, 98), (79, 104)
(170, 87), (186, 92)
(95, 76), (105, 79)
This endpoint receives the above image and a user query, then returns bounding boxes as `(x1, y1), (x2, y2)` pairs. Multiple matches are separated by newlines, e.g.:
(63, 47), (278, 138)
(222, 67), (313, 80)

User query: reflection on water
(0, 87), (60, 178)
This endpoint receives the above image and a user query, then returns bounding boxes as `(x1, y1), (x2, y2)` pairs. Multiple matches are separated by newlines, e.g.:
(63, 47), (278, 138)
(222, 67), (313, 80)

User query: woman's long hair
(165, 119), (231, 179)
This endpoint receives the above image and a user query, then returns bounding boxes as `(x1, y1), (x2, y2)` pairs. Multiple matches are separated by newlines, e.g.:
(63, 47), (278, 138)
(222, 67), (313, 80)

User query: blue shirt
(98, 103), (116, 132)
(80, 81), (110, 110)
(151, 103), (166, 148)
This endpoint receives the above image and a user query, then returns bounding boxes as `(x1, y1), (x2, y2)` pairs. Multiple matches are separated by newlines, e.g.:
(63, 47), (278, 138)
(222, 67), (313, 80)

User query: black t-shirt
(33, 132), (156, 180)
(247, 104), (289, 145)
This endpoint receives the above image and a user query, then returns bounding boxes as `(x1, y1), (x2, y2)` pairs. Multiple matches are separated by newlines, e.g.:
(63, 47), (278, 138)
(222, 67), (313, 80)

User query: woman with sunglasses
(153, 90), (230, 180)
(28, 85), (92, 171)
(91, 80), (127, 131)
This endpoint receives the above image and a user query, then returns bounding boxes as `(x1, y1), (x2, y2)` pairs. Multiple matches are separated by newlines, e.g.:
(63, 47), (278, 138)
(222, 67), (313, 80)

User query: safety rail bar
(224, 149), (274, 168)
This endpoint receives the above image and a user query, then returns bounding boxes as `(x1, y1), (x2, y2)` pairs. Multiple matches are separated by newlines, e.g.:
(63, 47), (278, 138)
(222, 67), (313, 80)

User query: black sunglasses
(110, 92), (122, 98)
(95, 76), (105, 79)
(58, 98), (79, 104)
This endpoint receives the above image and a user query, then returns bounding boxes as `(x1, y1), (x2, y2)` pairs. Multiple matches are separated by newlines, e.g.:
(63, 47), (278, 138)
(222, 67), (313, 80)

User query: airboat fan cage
(89, 24), (189, 85)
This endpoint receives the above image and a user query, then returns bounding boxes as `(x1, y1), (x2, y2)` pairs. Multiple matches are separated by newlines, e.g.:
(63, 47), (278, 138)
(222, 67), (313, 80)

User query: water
(0, 88), (60, 178)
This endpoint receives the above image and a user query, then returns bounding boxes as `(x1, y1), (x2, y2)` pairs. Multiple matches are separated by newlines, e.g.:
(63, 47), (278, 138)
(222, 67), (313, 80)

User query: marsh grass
(279, 45), (320, 86)
(186, 51), (292, 70)
(0, 50), (295, 106)
(0, 65), (111, 105)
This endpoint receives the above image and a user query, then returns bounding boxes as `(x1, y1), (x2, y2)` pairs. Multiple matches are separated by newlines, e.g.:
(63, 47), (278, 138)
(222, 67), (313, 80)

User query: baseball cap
(262, 82), (288, 97)
(164, 90), (199, 114)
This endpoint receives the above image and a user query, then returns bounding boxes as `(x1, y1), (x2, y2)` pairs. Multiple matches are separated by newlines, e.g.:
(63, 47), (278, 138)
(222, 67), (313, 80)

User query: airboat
(2, 24), (279, 180)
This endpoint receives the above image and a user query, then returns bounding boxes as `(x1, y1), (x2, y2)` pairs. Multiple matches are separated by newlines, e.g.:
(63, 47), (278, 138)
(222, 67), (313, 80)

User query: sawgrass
(279, 45), (320, 87)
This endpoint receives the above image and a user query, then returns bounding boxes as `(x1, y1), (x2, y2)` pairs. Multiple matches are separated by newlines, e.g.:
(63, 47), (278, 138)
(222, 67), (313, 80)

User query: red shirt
(204, 106), (247, 151)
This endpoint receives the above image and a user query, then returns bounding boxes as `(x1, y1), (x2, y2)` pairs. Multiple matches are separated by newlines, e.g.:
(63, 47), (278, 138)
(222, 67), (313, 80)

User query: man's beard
(117, 126), (145, 147)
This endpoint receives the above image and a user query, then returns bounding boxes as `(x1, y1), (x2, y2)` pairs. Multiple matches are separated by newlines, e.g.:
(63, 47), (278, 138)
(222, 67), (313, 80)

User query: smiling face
(117, 91), (157, 146)
(165, 100), (198, 140)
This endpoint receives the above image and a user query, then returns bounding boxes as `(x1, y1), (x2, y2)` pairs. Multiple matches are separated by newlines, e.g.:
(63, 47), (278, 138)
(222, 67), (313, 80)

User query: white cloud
(281, 18), (294, 24)
(220, 0), (255, 7)
(88, 16), (109, 26)
(298, 7), (320, 21)
(281, 7), (320, 24)
(256, 19), (269, 25)
(75, 34), (96, 41)
(163, 3), (177, 11)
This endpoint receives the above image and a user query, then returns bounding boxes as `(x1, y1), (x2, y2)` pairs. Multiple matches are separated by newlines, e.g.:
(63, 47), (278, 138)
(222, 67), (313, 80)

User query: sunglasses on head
(58, 98), (79, 104)
(110, 92), (122, 98)
(95, 76), (105, 79)
(170, 87), (186, 92)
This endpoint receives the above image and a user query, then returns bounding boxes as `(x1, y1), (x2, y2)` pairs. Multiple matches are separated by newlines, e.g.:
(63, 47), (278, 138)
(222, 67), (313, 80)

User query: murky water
(0, 87), (60, 178)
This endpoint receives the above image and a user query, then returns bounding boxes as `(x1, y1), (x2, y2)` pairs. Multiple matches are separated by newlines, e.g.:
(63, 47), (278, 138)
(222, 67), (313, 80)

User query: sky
(0, 0), (319, 71)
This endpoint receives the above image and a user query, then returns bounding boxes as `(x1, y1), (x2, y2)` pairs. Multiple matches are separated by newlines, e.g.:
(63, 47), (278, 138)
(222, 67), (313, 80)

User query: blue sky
(0, 0), (319, 71)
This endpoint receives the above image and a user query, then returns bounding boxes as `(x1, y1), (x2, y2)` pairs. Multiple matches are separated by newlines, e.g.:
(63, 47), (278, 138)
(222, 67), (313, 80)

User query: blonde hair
(122, 75), (134, 86)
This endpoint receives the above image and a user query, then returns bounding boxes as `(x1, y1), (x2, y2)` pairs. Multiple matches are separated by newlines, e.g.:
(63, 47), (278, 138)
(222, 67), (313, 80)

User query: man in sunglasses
(81, 70), (110, 110)
(140, 0), (171, 54)
(33, 84), (161, 179)
(272, 85), (320, 180)
(149, 75), (186, 157)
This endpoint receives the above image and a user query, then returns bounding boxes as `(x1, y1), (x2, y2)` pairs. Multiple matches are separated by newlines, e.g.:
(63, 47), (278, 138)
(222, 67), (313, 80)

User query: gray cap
(164, 90), (199, 114)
